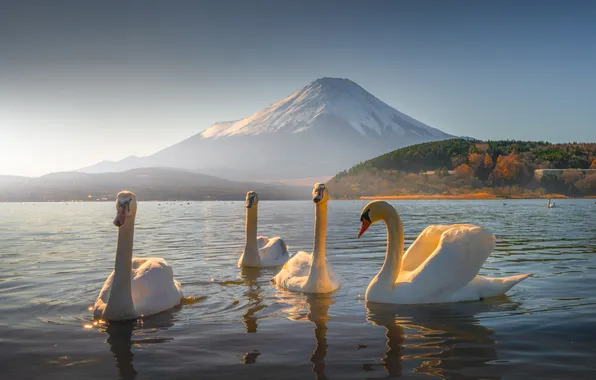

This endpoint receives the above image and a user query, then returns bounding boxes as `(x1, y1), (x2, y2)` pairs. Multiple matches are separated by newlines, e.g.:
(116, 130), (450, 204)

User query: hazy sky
(1, 0), (595, 176)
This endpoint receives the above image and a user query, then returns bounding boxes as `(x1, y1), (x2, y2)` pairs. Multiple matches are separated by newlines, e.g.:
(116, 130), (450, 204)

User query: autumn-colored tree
(483, 154), (493, 169)
(468, 152), (493, 180)
(468, 153), (484, 174)
(590, 159), (596, 169)
(451, 156), (466, 169)
(491, 154), (529, 185)
(455, 164), (473, 179)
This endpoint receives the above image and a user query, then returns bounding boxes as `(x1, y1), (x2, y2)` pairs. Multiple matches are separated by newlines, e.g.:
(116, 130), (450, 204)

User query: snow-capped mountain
(199, 78), (447, 139)
(79, 78), (453, 179)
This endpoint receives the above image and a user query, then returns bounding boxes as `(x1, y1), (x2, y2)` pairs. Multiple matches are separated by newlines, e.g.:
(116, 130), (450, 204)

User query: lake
(1, 199), (595, 379)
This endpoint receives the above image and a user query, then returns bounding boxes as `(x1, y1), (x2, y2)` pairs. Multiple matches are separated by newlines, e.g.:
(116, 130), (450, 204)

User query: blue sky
(1, 0), (595, 176)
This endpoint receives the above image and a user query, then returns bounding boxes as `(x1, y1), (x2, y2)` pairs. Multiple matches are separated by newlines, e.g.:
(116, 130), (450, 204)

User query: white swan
(273, 183), (340, 294)
(238, 191), (289, 268)
(93, 191), (183, 321)
(358, 200), (530, 304)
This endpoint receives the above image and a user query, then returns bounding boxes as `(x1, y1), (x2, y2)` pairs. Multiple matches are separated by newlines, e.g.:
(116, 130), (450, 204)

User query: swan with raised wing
(93, 191), (183, 321)
(238, 191), (289, 268)
(358, 200), (530, 304)
(273, 183), (339, 294)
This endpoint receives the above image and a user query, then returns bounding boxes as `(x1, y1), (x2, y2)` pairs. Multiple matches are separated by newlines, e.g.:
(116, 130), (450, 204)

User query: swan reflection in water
(282, 292), (333, 380)
(307, 294), (332, 380)
(240, 267), (265, 334)
(100, 308), (177, 380)
(365, 296), (521, 379)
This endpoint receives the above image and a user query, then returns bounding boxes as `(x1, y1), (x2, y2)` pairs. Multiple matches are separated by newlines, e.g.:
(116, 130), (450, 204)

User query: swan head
(113, 191), (137, 227)
(312, 183), (329, 204)
(358, 200), (394, 238)
(246, 191), (259, 208)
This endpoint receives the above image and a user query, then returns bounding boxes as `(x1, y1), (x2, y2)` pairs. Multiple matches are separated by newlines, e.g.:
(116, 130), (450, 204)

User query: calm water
(1, 200), (595, 379)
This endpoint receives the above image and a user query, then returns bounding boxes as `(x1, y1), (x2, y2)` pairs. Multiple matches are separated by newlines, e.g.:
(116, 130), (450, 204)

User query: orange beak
(358, 219), (371, 238)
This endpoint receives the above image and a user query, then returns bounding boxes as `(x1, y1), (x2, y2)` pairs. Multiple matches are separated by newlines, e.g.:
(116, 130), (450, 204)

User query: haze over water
(1, 199), (595, 379)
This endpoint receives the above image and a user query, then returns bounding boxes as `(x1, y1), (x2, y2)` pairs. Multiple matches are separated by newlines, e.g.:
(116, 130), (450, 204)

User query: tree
(575, 173), (596, 195)
(492, 154), (528, 185)
(561, 169), (583, 196)
(468, 152), (493, 180)
(455, 164), (473, 179)
(451, 156), (465, 169)
(483, 154), (493, 169)
(468, 153), (484, 176)
(561, 169), (583, 185)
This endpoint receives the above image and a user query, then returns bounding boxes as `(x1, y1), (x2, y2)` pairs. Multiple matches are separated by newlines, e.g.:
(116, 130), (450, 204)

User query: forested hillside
(328, 139), (596, 198)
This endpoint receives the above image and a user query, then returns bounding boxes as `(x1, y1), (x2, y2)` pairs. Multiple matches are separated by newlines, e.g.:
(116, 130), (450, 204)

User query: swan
(273, 183), (340, 294)
(238, 191), (289, 268)
(93, 191), (183, 321)
(357, 200), (530, 304)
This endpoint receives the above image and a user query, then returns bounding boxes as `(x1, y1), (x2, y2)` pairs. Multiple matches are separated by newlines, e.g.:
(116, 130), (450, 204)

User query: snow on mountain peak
(199, 77), (445, 139)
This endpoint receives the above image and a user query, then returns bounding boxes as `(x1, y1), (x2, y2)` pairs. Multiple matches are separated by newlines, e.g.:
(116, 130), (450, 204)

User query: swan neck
(304, 201), (330, 290)
(106, 216), (136, 318)
(245, 206), (258, 250)
(378, 208), (404, 288)
(313, 201), (328, 264)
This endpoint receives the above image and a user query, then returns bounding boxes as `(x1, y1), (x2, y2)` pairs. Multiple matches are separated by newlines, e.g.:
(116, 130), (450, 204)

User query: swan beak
(358, 220), (371, 238)
(113, 205), (127, 227)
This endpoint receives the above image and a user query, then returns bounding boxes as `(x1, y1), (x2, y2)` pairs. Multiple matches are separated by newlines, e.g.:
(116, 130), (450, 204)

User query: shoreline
(2, 194), (595, 203)
(359, 193), (573, 200)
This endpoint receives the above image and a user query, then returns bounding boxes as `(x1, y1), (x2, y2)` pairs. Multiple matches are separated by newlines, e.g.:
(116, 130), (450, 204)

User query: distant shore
(359, 192), (574, 200)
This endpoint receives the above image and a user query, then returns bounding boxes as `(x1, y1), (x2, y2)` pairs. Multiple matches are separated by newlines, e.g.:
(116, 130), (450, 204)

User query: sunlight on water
(0, 199), (595, 379)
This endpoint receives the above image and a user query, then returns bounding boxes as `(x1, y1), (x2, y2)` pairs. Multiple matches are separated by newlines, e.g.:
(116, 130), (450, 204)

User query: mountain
(0, 168), (309, 202)
(79, 77), (453, 179)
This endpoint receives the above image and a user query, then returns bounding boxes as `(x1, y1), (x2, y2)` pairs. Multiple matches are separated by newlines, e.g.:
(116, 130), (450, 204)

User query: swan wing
(131, 257), (149, 269)
(273, 251), (312, 290)
(402, 225), (451, 272)
(131, 258), (183, 317)
(402, 224), (479, 272)
(256, 236), (270, 249)
(258, 237), (289, 266)
(406, 225), (495, 301)
(92, 271), (114, 319)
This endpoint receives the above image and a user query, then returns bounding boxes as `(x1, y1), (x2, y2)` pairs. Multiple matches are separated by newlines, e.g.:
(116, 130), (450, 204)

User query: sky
(1, 0), (595, 176)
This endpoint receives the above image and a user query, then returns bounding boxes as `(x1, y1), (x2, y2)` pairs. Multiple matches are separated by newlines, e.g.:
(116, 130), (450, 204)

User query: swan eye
(361, 209), (371, 222)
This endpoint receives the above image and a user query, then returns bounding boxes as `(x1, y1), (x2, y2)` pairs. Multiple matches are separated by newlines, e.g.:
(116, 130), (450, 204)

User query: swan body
(274, 183), (339, 294)
(238, 191), (289, 268)
(358, 201), (530, 305)
(93, 191), (183, 321)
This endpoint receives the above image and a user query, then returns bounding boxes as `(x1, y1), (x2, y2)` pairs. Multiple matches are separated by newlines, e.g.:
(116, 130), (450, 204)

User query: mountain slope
(79, 78), (453, 179)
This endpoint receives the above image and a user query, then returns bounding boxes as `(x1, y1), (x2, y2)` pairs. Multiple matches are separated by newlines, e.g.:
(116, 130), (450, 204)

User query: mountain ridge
(0, 167), (309, 202)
